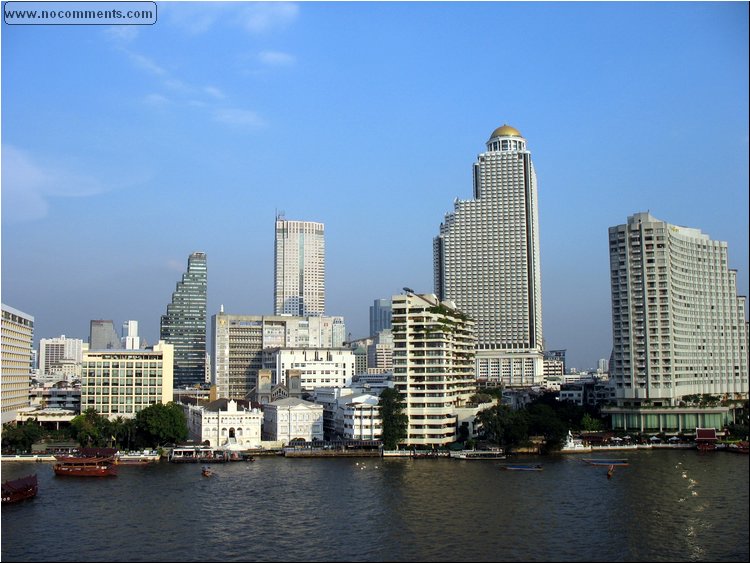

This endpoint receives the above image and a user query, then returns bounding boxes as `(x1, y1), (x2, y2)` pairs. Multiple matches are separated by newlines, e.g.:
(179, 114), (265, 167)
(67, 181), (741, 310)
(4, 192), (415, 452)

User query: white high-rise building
(434, 125), (544, 387)
(274, 217), (325, 316)
(609, 212), (748, 406)
(121, 320), (141, 350)
(392, 292), (476, 447)
(1, 304), (34, 424)
(39, 335), (83, 375)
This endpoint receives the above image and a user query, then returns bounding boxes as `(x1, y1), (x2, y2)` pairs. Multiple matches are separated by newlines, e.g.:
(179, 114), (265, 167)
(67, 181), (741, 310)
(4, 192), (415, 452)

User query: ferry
(115, 450), (161, 465)
(450, 449), (506, 460)
(169, 447), (228, 463)
(2, 474), (38, 504)
(54, 456), (117, 477)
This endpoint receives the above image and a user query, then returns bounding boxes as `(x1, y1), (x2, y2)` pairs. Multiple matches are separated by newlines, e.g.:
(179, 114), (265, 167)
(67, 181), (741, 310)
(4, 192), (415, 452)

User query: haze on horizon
(2, 1), (748, 371)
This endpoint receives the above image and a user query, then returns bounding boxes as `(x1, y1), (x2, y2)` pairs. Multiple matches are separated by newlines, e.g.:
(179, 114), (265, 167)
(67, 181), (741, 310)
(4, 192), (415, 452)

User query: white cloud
(213, 108), (266, 130)
(103, 26), (140, 43)
(1, 145), (106, 223)
(144, 93), (170, 106)
(204, 86), (226, 99)
(240, 2), (299, 34)
(258, 50), (296, 66)
(127, 51), (166, 75)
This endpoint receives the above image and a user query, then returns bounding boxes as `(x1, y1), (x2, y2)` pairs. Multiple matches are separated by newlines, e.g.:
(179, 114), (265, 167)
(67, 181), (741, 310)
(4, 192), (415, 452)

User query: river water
(1, 450), (748, 562)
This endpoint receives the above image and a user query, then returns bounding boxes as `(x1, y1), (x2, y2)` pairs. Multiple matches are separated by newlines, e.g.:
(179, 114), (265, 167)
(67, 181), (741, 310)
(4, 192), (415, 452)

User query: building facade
(1, 304), (34, 424)
(89, 320), (121, 350)
(265, 347), (355, 390)
(392, 292), (476, 447)
(184, 398), (262, 449)
(274, 217), (325, 316)
(262, 397), (324, 444)
(79, 342), (174, 419)
(212, 312), (346, 398)
(160, 251), (207, 388)
(369, 298), (392, 336)
(608, 212), (748, 407)
(39, 335), (83, 377)
(434, 125), (544, 387)
(121, 320), (141, 350)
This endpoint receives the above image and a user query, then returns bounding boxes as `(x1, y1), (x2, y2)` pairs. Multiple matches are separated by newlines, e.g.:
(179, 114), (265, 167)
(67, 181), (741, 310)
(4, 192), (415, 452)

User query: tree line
(1, 402), (188, 453)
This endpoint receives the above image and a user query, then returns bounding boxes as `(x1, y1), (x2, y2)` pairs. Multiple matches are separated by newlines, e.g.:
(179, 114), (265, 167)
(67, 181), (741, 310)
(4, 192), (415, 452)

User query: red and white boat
(2, 474), (38, 504)
(54, 456), (117, 477)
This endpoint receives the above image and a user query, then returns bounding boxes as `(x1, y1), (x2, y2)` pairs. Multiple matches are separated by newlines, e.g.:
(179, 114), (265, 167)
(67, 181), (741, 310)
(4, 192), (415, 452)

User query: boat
(169, 447), (228, 463)
(582, 458), (629, 466)
(2, 474), (38, 504)
(115, 450), (160, 465)
(451, 448), (506, 460)
(501, 464), (543, 471)
(53, 456), (117, 477)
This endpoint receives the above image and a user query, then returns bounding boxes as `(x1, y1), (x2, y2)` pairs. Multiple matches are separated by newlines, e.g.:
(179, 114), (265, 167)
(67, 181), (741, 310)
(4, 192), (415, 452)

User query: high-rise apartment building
(212, 311), (346, 398)
(392, 292), (476, 447)
(608, 212), (748, 406)
(274, 217), (325, 316)
(89, 320), (121, 350)
(121, 320), (141, 350)
(434, 125), (544, 387)
(369, 298), (392, 336)
(39, 335), (83, 375)
(1, 304), (34, 424)
(160, 252), (207, 388)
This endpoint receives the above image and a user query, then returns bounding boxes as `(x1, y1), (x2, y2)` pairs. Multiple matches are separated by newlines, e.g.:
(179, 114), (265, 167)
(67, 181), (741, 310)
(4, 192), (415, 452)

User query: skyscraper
(160, 252), (207, 388)
(608, 212), (748, 406)
(89, 320), (121, 350)
(369, 298), (392, 336)
(1, 303), (34, 424)
(274, 216), (325, 316)
(434, 124), (544, 387)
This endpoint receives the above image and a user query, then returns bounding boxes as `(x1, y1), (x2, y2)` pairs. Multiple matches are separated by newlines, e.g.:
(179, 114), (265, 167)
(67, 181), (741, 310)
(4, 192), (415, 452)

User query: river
(1, 449), (748, 562)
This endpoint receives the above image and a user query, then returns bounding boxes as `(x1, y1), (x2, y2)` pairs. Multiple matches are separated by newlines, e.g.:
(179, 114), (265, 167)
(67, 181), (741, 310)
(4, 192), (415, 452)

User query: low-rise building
(184, 398), (262, 449)
(262, 398), (323, 444)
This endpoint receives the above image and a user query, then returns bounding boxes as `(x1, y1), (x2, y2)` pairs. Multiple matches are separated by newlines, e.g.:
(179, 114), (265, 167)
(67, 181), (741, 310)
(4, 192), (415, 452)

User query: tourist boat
(53, 456), (117, 477)
(2, 474), (38, 504)
(169, 447), (228, 463)
(582, 458), (629, 466)
(501, 464), (543, 471)
(559, 430), (592, 454)
(115, 450), (160, 465)
(451, 449), (506, 460)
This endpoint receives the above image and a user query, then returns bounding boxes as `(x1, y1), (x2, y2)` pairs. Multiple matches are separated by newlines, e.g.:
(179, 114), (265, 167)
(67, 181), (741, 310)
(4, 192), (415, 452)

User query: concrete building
(38, 335), (84, 377)
(370, 298), (392, 336)
(367, 329), (393, 373)
(1, 304), (34, 424)
(608, 212), (748, 406)
(262, 397), (324, 444)
(274, 217), (325, 316)
(212, 311), (346, 399)
(121, 320), (141, 350)
(184, 398), (262, 449)
(434, 125), (544, 387)
(89, 320), (121, 350)
(79, 342), (174, 419)
(265, 347), (355, 390)
(392, 292), (476, 447)
(312, 387), (383, 440)
(160, 251), (207, 388)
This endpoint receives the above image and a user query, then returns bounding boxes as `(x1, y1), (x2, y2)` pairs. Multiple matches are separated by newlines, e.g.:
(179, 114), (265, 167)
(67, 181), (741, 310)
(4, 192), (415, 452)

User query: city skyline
(2, 2), (748, 370)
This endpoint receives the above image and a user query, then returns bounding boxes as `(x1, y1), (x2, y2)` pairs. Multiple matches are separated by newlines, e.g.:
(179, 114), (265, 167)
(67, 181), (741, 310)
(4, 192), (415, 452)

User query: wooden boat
(2, 474), (38, 504)
(54, 456), (117, 477)
(501, 464), (543, 471)
(582, 458), (629, 466)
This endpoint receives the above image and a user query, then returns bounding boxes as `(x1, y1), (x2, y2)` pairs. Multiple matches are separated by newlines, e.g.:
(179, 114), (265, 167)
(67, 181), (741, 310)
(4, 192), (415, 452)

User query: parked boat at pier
(54, 456), (117, 477)
(451, 449), (506, 460)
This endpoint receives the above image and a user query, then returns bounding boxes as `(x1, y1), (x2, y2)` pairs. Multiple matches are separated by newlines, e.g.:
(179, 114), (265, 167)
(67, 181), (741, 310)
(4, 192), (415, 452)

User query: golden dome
(489, 124), (522, 139)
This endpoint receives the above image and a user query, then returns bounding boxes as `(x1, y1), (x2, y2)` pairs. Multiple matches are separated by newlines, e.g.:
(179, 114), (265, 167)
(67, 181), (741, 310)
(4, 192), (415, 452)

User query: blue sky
(2, 1), (748, 370)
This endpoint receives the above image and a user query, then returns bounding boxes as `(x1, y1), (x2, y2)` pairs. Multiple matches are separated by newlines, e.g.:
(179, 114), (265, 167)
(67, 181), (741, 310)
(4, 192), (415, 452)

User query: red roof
(695, 428), (718, 442)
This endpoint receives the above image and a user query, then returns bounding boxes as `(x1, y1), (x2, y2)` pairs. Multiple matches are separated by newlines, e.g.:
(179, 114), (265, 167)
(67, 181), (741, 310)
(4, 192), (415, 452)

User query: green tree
(476, 405), (529, 450)
(378, 388), (408, 449)
(135, 402), (188, 448)
(581, 413), (604, 432)
(1, 419), (43, 453)
(70, 408), (113, 447)
(527, 403), (568, 453)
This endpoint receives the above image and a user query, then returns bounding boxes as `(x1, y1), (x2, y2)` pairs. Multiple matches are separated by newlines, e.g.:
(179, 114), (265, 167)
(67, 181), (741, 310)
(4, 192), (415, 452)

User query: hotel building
(274, 217), (325, 316)
(605, 212), (748, 431)
(79, 342), (174, 419)
(1, 304), (34, 424)
(434, 125), (544, 387)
